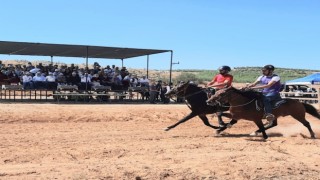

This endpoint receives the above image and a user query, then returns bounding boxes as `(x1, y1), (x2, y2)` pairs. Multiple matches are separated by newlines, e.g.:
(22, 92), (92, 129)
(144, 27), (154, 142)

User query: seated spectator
(67, 71), (81, 86)
(139, 75), (149, 87)
(122, 74), (131, 90)
(26, 62), (35, 71)
(33, 72), (46, 89)
(46, 72), (57, 90)
(79, 73), (91, 91)
(56, 73), (67, 85)
(22, 72), (34, 89)
(0, 70), (7, 85)
(29, 65), (41, 75)
(5, 73), (21, 85)
(112, 72), (123, 90)
(130, 74), (139, 87)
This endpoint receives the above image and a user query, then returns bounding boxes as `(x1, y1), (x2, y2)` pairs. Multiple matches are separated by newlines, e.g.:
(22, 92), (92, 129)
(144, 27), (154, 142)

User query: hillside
(1, 60), (319, 84)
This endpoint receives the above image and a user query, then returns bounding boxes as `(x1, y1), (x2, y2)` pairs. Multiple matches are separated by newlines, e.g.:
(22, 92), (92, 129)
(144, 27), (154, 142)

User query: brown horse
(209, 86), (320, 139)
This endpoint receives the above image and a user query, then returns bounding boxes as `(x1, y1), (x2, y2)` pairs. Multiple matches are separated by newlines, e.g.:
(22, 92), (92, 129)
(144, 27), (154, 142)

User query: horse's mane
(231, 86), (263, 99)
(188, 83), (202, 90)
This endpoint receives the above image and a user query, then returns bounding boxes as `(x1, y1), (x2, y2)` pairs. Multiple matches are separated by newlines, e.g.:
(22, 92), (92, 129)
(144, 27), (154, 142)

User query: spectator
(130, 74), (139, 87)
(33, 72), (46, 89)
(160, 82), (170, 104)
(22, 72), (34, 89)
(56, 73), (67, 85)
(139, 75), (149, 87)
(46, 72), (57, 89)
(79, 72), (91, 90)
(67, 71), (81, 86)
(149, 80), (158, 104)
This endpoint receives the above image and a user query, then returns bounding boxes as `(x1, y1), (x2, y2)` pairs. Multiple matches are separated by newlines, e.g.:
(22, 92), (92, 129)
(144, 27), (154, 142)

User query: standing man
(206, 65), (233, 127)
(246, 65), (282, 125)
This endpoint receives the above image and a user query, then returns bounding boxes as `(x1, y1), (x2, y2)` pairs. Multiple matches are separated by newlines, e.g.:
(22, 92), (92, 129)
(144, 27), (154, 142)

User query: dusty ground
(0, 103), (320, 179)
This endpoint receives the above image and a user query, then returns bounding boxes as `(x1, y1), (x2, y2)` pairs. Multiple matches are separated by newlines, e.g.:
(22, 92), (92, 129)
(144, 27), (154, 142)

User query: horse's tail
(303, 103), (320, 119)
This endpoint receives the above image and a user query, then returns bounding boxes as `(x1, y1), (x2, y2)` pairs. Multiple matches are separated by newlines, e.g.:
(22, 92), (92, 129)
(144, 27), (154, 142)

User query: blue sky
(1, 0), (319, 70)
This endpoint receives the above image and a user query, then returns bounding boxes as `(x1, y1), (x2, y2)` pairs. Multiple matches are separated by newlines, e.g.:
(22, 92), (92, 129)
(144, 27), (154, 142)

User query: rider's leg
(262, 95), (275, 124)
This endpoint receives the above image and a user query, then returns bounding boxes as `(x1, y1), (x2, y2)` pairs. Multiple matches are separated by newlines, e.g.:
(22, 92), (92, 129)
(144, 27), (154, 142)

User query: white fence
(280, 86), (320, 110)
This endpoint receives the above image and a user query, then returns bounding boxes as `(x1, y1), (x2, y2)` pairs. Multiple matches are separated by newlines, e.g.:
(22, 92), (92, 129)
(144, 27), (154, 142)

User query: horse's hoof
(215, 130), (222, 135)
(226, 124), (232, 129)
(164, 127), (170, 131)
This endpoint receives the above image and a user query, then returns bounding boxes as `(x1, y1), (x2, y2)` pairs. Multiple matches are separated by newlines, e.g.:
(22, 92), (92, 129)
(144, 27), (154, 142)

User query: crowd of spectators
(0, 60), (172, 103)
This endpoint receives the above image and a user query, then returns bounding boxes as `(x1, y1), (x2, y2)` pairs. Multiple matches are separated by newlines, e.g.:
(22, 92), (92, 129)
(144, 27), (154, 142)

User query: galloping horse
(164, 82), (235, 131)
(209, 86), (320, 139)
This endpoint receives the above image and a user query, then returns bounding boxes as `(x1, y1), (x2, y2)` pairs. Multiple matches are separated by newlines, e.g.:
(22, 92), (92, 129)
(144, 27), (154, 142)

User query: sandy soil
(0, 103), (320, 179)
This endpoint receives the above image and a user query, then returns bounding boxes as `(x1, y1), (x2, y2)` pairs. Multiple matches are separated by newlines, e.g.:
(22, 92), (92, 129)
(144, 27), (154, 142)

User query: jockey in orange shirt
(206, 65), (233, 127)
(207, 65), (233, 89)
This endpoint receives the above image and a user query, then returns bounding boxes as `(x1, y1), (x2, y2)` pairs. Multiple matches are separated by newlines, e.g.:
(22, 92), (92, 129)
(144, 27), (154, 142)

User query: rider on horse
(206, 65), (233, 127)
(245, 64), (282, 125)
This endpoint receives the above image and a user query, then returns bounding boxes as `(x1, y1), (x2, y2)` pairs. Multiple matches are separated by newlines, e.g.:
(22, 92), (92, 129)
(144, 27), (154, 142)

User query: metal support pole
(50, 56), (53, 64)
(147, 55), (149, 79)
(85, 46), (89, 92)
(169, 51), (173, 85)
(121, 59), (123, 68)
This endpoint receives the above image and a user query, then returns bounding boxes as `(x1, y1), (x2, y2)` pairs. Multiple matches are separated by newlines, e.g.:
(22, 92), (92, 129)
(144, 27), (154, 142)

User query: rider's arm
(247, 80), (260, 88)
(250, 80), (277, 90)
(207, 80), (230, 88)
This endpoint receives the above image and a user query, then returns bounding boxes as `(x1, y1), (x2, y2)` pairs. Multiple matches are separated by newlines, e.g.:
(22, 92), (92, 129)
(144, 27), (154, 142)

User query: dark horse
(209, 86), (320, 139)
(164, 82), (236, 131)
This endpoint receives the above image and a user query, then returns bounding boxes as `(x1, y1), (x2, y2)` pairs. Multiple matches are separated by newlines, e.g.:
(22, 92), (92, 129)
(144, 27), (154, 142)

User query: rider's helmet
(218, 65), (231, 72)
(262, 64), (275, 71)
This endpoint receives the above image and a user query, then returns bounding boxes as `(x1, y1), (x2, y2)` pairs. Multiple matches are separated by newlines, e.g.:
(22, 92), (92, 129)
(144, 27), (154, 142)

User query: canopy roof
(286, 73), (320, 85)
(0, 41), (171, 59)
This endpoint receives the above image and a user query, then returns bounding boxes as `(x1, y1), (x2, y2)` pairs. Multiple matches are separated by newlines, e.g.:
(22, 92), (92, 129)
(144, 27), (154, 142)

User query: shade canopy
(286, 73), (320, 85)
(0, 41), (171, 59)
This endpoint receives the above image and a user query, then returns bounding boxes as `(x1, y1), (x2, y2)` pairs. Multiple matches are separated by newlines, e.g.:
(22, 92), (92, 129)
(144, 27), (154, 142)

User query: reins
(218, 98), (256, 108)
(183, 88), (208, 98)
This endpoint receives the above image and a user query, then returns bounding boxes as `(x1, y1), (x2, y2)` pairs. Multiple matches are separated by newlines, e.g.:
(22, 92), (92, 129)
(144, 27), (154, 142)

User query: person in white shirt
(22, 72), (34, 89)
(33, 72), (46, 89)
(138, 75), (149, 87)
(80, 73), (91, 90)
(130, 74), (139, 87)
(46, 72), (57, 89)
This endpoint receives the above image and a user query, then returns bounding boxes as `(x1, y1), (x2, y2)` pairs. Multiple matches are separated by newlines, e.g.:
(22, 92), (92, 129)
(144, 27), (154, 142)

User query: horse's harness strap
(219, 98), (256, 108)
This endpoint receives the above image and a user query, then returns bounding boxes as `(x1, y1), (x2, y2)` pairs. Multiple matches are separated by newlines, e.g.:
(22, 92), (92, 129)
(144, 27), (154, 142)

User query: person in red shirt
(206, 65), (233, 127)
(207, 65), (233, 89)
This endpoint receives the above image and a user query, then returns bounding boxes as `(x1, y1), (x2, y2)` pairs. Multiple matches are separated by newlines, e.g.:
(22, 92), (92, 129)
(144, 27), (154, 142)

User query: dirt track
(0, 104), (320, 179)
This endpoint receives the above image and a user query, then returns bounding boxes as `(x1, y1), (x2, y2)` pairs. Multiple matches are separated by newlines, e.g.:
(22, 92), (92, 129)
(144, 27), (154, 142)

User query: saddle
(255, 98), (287, 111)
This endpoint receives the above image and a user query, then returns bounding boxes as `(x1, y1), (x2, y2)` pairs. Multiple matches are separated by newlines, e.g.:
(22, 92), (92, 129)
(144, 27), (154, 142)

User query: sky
(1, 0), (320, 70)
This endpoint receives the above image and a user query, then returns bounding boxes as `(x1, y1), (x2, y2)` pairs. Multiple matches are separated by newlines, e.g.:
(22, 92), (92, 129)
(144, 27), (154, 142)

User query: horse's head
(209, 86), (262, 105)
(209, 86), (235, 105)
(165, 81), (190, 98)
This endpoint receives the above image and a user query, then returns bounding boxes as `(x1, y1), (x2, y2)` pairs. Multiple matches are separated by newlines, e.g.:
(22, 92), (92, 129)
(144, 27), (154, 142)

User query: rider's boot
(265, 113), (275, 125)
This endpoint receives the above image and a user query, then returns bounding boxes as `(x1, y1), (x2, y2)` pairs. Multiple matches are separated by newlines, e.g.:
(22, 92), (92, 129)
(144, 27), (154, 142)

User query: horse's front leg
(253, 119), (268, 139)
(216, 119), (238, 134)
(198, 114), (219, 129)
(164, 112), (197, 131)
(252, 118), (278, 135)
